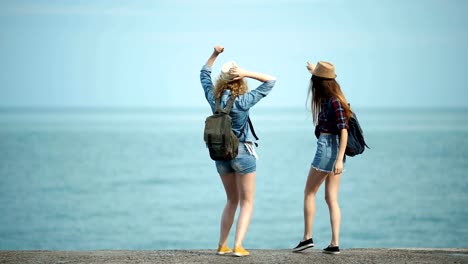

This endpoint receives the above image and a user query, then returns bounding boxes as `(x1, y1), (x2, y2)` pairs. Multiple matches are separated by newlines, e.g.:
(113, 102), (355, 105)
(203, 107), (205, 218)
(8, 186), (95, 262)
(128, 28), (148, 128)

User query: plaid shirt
(317, 97), (349, 134)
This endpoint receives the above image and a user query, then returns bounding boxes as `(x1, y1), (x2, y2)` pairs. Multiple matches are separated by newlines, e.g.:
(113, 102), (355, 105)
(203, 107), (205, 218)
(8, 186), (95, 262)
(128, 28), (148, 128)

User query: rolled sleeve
(200, 65), (215, 103)
(331, 97), (349, 130)
(236, 80), (276, 110)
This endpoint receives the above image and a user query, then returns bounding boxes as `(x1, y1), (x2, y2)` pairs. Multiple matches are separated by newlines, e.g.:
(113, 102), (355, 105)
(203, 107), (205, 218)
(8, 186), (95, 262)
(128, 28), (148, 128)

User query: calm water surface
(0, 108), (467, 249)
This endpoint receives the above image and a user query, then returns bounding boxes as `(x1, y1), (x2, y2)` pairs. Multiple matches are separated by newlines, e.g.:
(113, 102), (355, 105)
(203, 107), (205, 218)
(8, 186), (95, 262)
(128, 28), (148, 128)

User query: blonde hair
(214, 77), (248, 99)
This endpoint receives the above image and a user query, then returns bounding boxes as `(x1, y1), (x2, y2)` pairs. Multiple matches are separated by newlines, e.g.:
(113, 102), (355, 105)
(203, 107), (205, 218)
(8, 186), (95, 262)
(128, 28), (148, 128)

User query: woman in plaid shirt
(293, 61), (353, 255)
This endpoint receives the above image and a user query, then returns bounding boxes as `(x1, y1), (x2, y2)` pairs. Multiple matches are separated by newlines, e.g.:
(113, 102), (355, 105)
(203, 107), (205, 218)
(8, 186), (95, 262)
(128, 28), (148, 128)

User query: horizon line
(1, 105), (467, 112)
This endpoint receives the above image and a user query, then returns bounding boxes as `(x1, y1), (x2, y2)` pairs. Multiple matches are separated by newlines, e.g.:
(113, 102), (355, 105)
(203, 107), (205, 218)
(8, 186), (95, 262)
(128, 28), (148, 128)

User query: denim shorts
(215, 143), (256, 175)
(311, 134), (344, 173)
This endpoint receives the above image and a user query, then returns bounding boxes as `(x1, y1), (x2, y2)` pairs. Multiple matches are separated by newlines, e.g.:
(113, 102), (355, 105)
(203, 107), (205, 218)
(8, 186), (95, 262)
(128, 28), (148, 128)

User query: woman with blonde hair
(200, 45), (276, 257)
(292, 61), (352, 255)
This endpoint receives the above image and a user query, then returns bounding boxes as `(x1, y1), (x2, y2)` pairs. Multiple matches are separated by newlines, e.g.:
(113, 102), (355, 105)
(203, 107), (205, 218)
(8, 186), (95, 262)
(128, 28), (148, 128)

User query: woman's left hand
(229, 66), (248, 81)
(334, 159), (344, 175)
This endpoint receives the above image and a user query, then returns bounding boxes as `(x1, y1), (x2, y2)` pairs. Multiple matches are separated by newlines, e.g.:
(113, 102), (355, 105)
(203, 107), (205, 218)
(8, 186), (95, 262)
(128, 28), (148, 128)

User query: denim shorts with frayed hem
(311, 134), (344, 173)
(215, 143), (256, 175)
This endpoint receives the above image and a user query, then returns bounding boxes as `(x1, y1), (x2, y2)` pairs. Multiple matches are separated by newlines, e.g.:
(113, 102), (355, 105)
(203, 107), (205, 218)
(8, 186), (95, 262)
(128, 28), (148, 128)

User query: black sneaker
(322, 245), (340, 254)
(292, 238), (314, 252)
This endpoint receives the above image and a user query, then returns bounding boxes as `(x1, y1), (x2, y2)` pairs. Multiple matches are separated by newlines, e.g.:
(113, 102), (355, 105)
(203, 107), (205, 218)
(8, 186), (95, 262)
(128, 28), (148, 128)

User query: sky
(0, 0), (467, 109)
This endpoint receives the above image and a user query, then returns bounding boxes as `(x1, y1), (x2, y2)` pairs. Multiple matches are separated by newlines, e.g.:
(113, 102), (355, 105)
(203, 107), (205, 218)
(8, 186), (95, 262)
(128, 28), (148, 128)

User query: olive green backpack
(203, 96), (239, 161)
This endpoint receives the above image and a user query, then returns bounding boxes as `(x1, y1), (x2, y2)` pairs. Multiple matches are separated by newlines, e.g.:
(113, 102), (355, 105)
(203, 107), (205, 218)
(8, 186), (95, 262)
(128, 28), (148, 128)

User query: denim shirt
(200, 64), (275, 142)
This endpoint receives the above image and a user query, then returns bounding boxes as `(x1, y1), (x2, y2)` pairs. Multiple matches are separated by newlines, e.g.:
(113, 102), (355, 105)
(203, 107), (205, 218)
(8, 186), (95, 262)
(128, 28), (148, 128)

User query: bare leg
(303, 167), (329, 240)
(233, 172), (255, 247)
(218, 172), (239, 247)
(325, 172), (342, 247)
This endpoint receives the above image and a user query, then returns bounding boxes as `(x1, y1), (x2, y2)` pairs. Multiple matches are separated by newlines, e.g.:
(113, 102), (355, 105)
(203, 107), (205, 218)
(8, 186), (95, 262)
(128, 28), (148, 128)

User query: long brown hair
(214, 78), (248, 99)
(308, 75), (352, 125)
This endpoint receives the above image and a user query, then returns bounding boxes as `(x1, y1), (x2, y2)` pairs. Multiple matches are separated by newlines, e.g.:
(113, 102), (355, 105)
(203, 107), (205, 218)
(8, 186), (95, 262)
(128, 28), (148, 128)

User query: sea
(0, 107), (467, 250)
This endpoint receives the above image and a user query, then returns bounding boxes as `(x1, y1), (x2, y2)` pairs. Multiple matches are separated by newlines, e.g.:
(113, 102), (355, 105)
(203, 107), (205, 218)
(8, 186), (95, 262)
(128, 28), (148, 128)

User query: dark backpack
(345, 111), (369, 156)
(203, 96), (239, 161)
(321, 100), (369, 157)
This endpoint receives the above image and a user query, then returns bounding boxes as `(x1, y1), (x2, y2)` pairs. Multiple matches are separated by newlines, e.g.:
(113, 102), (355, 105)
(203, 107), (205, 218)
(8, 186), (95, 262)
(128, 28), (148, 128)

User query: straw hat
(307, 61), (336, 79)
(219, 61), (238, 82)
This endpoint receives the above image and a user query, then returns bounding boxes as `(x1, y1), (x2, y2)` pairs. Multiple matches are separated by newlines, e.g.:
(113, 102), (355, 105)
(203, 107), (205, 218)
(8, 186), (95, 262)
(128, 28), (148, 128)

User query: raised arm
(230, 67), (276, 82)
(229, 66), (276, 110)
(200, 45), (225, 106)
(205, 45), (224, 67)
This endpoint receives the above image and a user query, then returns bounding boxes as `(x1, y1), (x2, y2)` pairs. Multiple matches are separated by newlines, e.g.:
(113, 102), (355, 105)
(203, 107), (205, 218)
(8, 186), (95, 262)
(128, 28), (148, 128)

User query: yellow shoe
(216, 245), (232, 255)
(233, 246), (250, 257)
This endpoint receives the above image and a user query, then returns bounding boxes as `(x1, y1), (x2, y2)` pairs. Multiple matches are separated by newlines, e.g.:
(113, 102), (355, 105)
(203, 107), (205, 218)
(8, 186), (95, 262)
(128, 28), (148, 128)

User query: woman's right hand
(214, 45), (224, 54)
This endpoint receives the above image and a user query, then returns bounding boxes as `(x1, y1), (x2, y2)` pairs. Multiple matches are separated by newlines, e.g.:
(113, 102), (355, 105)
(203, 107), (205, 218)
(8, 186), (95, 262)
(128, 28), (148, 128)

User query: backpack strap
(217, 95), (259, 146)
(248, 117), (259, 147)
(214, 98), (222, 113)
(238, 116), (259, 146)
(214, 95), (237, 114)
(224, 95), (237, 114)
(248, 117), (259, 141)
